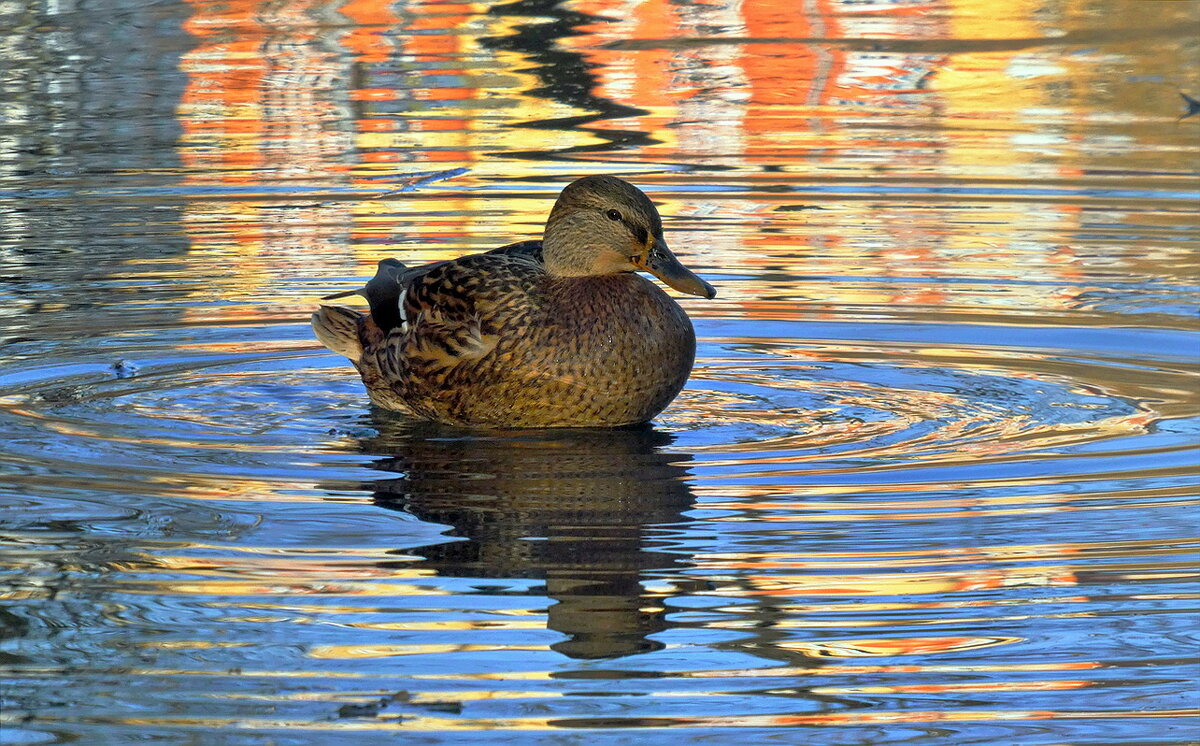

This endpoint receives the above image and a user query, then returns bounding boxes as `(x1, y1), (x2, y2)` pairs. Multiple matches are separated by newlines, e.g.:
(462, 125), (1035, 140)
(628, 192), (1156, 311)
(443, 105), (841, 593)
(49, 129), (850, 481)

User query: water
(2, 0), (1198, 742)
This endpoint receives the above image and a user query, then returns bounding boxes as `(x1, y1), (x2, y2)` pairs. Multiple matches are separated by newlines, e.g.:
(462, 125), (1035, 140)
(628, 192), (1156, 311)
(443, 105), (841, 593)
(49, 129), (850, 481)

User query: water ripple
(3, 0), (1199, 740)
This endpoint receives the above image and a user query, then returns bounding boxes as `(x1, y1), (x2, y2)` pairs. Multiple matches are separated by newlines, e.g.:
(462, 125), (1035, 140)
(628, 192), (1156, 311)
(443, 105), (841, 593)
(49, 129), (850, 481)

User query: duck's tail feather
(312, 305), (364, 363)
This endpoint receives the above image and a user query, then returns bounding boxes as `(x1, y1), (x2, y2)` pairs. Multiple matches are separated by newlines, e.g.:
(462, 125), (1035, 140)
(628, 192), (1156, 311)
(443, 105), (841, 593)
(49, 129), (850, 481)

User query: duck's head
(542, 175), (716, 299)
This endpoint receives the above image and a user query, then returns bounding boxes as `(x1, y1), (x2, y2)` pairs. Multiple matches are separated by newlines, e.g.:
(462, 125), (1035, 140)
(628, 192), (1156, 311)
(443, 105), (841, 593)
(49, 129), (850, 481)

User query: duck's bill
(637, 240), (717, 299)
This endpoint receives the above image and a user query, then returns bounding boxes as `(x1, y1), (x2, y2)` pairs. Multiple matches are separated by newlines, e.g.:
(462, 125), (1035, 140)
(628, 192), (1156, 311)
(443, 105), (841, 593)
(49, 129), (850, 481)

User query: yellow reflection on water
(307, 643), (546, 659)
(703, 565), (1078, 597)
(695, 537), (1200, 567)
(812, 679), (1093, 694)
(337, 619), (545, 632)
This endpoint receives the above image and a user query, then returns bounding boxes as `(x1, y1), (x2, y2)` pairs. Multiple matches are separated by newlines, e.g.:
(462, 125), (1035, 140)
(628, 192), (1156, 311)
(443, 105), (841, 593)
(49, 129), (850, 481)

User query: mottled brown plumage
(312, 175), (716, 427)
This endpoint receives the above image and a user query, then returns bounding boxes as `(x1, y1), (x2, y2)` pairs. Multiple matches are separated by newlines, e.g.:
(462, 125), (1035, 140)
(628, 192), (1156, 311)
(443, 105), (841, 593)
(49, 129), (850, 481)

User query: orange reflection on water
(566, 0), (948, 167)
(777, 634), (1021, 658)
(307, 643), (545, 659)
(180, 0), (357, 184)
(164, 0), (1198, 327)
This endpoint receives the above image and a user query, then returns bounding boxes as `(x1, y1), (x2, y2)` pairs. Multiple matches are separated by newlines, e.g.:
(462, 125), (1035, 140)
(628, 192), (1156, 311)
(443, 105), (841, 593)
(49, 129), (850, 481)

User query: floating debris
(110, 359), (139, 379)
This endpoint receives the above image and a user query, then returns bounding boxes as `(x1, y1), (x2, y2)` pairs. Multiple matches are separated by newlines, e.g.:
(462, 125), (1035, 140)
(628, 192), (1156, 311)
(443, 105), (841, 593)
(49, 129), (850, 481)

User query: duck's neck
(542, 237), (596, 277)
(543, 274), (659, 322)
(542, 214), (631, 277)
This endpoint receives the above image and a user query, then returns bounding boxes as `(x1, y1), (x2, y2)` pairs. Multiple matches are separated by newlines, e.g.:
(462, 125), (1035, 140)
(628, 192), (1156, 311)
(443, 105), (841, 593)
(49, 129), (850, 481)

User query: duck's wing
(375, 247), (544, 375)
(485, 239), (543, 262)
(314, 242), (543, 369)
(396, 248), (541, 336)
(326, 242), (543, 336)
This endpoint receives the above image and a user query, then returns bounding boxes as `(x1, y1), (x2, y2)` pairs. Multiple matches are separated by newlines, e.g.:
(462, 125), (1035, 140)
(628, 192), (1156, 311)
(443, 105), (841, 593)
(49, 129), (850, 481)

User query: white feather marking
(397, 287), (409, 332)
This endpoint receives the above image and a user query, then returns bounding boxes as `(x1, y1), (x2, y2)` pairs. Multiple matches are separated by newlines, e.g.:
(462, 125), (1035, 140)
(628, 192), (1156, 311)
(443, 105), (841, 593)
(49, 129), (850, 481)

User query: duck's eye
(606, 209), (622, 221)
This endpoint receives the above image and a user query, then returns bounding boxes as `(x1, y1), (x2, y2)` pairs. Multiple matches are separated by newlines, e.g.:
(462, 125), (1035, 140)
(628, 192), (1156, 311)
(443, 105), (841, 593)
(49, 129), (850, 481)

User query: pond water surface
(1, 0), (1198, 743)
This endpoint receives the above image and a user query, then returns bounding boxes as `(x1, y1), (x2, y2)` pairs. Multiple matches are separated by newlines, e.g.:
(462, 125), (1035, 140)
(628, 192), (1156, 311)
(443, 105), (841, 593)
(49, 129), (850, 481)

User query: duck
(312, 175), (715, 428)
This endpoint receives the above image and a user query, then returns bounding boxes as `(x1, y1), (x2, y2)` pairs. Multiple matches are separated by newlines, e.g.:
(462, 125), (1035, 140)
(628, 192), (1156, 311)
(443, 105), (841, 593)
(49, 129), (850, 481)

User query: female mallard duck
(312, 175), (715, 427)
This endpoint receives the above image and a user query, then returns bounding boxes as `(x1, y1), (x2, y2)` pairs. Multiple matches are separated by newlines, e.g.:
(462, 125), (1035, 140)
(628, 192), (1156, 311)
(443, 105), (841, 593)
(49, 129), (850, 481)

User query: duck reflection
(355, 418), (696, 660)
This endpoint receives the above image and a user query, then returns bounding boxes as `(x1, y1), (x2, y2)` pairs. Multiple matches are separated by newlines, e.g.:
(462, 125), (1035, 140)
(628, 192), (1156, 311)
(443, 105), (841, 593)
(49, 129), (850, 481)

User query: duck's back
(321, 246), (696, 427)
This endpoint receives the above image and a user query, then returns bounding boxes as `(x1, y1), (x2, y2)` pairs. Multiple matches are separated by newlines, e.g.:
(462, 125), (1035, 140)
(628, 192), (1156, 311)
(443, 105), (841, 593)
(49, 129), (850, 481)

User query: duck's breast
(486, 274), (696, 426)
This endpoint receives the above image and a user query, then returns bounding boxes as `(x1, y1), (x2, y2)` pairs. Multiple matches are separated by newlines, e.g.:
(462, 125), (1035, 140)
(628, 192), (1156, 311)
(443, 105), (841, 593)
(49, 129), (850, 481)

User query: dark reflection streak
(351, 417), (696, 660)
(482, 0), (659, 163)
